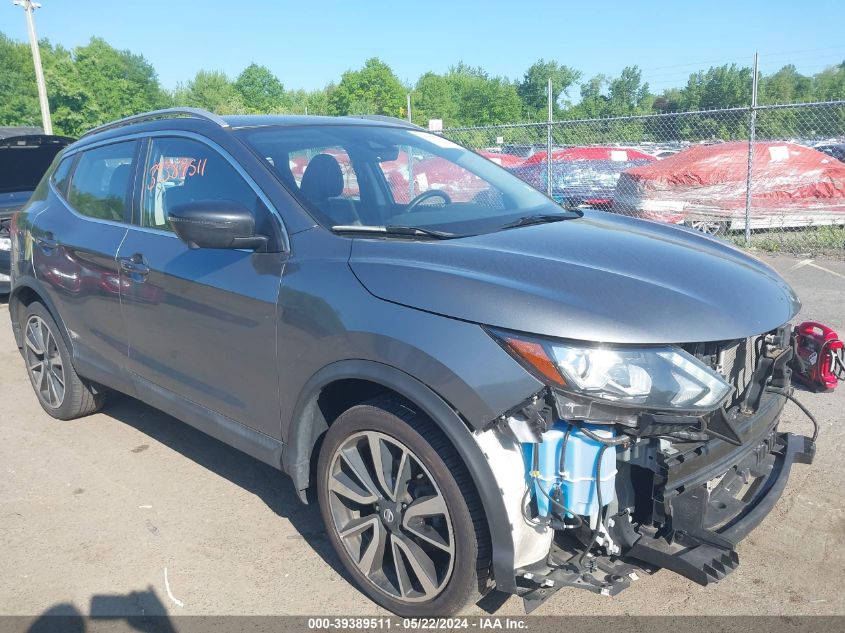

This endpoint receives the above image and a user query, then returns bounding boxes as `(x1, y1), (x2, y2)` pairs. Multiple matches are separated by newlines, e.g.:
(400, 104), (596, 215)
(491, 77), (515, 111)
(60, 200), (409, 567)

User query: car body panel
(118, 228), (286, 436)
(349, 210), (800, 345)
(276, 227), (544, 436)
(30, 198), (130, 386)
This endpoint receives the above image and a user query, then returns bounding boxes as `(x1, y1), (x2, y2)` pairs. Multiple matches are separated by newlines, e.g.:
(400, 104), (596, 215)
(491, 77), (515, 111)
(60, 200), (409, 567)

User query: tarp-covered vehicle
(612, 141), (845, 234)
(0, 130), (74, 293)
(509, 146), (655, 209)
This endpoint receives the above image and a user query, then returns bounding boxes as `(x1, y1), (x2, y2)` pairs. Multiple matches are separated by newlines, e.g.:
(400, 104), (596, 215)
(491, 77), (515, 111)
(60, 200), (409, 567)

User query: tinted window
(141, 137), (260, 232)
(67, 142), (136, 222)
(51, 156), (74, 196)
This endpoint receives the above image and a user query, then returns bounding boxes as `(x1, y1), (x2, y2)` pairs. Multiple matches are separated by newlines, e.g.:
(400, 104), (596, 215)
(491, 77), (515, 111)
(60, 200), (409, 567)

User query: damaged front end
(475, 324), (817, 612)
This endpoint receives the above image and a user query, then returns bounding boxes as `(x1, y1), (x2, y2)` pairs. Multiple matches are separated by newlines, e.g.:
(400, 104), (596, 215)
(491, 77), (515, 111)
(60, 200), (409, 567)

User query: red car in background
(476, 150), (525, 168)
(613, 141), (845, 233)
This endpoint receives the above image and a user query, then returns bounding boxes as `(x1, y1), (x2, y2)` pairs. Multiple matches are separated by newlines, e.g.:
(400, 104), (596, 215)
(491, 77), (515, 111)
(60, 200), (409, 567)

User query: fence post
(744, 52), (759, 246)
(547, 78), (553, 197)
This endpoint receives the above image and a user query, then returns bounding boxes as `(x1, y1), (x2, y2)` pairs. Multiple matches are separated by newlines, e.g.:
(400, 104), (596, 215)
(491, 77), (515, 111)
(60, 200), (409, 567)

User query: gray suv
(7, 108), (815, 616)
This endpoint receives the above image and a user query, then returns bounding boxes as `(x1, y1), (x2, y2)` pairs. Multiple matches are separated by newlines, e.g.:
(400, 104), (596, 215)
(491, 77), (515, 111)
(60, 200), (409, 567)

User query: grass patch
(728, 224), (845, 256)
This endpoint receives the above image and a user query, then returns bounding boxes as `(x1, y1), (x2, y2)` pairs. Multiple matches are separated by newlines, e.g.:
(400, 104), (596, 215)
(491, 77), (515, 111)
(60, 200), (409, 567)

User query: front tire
(317, 397), (491, 616)
(21, 302), (106, 420)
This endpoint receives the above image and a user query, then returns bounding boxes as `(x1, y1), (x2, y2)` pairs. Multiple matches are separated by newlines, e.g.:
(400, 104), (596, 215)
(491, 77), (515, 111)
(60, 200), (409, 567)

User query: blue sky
(1, 0), (843, 95)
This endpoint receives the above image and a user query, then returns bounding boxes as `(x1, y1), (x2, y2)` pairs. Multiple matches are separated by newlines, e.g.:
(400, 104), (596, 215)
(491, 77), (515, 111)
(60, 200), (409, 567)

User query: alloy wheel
(686, 219), (727, 235)
(24, 315), (65, 408)
(326, 431), (455, 603)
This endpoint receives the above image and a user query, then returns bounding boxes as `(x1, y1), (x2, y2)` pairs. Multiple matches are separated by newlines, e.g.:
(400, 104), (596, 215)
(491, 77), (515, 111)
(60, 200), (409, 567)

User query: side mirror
(168, 201), (268, 251)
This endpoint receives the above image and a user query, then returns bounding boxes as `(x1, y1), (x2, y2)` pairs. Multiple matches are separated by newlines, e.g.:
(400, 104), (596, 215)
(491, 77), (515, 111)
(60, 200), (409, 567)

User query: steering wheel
(404, 189), (452, 213)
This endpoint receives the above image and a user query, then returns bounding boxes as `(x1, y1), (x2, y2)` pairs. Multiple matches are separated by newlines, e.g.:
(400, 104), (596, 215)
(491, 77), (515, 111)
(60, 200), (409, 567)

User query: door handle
(119, 254), (150, 279)
(35, 233), (58, 250)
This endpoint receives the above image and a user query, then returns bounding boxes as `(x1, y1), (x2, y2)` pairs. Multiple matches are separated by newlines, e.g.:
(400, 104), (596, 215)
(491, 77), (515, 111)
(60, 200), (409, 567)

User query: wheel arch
(9, 278), (72, 353)
(282, 359), (518, 593)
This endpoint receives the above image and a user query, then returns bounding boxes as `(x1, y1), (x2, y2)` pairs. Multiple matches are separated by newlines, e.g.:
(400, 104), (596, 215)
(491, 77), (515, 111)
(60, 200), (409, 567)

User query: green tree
(66, 37), (169, 133)
(518, 59), (581, 117)
(760, 64), (814, 104)
(440, 64), (523, 126)
(412, 71), (458, 126)
(173, 70), (244, 114)
(607, 66), (651, 115)
(570, 74), (609, 118)
(329, 58), (406, 116)
(234, 63), (287, 113)
(813, 61), (845, 101)
(681, 64), (752, 110)
(0, 33), (41, 128)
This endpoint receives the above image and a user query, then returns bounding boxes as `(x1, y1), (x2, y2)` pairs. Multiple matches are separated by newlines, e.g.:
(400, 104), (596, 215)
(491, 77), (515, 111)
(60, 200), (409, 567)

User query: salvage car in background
(476, 150), (524, 168)
(0, 131), (74, 293)
(613, 141), (845, 234)
(509, 146), (655, 208)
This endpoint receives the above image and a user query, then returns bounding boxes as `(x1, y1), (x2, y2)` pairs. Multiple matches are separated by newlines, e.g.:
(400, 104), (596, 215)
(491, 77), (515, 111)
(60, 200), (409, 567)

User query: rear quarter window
(51, 156), (75, 197)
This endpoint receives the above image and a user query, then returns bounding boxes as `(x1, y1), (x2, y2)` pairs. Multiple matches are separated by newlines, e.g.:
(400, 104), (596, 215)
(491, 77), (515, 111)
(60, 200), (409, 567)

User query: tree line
(1, 32), (844, 138)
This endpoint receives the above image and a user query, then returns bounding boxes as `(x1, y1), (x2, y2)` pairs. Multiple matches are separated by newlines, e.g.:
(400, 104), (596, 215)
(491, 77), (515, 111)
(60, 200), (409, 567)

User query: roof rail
(348, 114), (423, 130)
(81, 107), (230, 138)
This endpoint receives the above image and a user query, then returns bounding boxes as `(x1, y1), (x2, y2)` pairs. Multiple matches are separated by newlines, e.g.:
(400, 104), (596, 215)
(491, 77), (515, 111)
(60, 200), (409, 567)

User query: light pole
(13, 0), (52, 134)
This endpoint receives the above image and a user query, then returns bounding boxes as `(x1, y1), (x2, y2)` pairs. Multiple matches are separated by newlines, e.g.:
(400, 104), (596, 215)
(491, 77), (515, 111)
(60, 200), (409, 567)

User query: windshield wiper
(499, 210), (583, 230)
(331, 225), (458, 239)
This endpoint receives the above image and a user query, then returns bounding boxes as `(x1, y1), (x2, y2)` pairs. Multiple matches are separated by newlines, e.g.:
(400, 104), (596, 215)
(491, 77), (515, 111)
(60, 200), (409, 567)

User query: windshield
(238, 124), (562, 236)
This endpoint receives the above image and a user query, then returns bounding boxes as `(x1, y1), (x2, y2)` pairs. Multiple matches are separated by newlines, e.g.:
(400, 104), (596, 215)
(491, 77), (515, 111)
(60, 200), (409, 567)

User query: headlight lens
(0, 236), (10, 252)
(493, 330), (732, 412)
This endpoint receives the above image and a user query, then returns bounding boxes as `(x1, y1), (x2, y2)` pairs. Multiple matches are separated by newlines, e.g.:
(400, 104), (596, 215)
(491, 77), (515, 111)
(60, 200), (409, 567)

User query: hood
(348, 211), (800, 344)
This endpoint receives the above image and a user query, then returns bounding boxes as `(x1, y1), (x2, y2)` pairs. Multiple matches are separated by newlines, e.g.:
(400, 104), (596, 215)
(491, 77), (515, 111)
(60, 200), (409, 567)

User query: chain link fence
(441, 100), (845, 256)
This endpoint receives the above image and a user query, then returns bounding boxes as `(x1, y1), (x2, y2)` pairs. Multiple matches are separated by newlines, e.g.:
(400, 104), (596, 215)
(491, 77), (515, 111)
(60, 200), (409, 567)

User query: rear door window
(67, 141), (137, 222)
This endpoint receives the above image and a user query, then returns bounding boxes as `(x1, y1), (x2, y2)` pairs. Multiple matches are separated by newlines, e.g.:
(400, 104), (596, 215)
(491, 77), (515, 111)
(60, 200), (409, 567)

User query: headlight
(492, 330), (732, 412)
(0, 236), (11, 252)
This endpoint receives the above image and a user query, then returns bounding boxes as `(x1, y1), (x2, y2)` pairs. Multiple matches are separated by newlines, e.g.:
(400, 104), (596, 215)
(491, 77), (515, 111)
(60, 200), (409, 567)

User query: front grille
(716, 337), (760, 406)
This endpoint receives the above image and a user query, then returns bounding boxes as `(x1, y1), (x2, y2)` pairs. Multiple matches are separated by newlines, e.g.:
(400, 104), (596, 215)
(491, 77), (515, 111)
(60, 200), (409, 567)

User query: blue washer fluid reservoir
(561, 424), (617, 517)
(523, 427), (565, 517)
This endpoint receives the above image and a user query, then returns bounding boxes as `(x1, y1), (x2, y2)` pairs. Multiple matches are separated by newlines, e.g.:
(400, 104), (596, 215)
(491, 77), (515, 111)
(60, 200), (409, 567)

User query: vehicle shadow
(99, 392), (357, 596)
(26, 587), (178, 633)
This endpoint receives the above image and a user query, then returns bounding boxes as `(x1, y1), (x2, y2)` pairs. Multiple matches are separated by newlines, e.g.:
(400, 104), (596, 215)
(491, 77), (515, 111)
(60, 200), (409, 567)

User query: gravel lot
(0, 254), (843, 618)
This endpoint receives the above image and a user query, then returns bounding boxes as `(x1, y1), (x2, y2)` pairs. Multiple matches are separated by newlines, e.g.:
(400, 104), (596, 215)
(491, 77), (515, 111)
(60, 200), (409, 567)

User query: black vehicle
(7, 108), (817, 615)
(0, 132), (74, 293)
(816, 142), (845, 163)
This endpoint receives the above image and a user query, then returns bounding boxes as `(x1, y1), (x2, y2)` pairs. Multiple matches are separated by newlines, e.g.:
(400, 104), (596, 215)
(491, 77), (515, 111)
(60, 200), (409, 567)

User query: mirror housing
(168, 201), (268, 251)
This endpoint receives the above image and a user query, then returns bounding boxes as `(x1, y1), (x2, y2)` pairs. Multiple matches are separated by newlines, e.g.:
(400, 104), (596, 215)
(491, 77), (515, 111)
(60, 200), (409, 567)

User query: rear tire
(21, 302), (106, 420)
(317, 397), (491, 616)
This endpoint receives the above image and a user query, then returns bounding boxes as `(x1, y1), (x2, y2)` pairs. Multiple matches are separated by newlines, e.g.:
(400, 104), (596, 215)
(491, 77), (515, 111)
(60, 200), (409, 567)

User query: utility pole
(546, 78), (553, 197)
(14, 0), (52, 134)
(406, 93), (412, 123)
(744, 51), (759, 246)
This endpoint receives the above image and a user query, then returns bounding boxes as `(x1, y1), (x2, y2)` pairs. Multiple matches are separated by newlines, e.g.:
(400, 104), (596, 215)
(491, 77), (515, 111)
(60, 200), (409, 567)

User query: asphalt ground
(0, 254), (843, 619)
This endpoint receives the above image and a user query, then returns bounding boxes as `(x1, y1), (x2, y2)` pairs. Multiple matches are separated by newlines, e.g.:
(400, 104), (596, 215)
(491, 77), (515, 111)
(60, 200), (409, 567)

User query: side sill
(132, 372), (285, 471)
